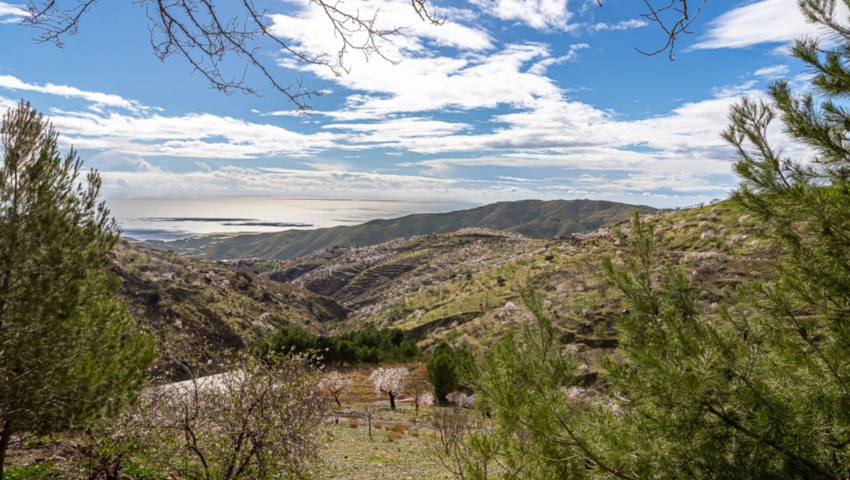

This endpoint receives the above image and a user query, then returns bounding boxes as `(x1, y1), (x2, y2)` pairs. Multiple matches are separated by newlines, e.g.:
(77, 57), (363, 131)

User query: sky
(0, 0), (831, 209)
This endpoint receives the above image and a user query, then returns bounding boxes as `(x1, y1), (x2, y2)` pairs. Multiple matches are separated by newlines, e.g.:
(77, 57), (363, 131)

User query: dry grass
(384, 428), (404, 442)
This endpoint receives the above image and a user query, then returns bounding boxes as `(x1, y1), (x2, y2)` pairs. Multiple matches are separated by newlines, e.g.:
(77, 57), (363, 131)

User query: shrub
(88, 353), (327, 480)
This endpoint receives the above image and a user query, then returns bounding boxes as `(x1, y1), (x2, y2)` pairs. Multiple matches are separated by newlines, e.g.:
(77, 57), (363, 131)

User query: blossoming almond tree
(369, 367), (409, 410)
(321, 371), (353, 407)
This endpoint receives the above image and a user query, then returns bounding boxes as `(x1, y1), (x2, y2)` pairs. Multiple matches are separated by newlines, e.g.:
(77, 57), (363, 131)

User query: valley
(116, 198), (774, 368)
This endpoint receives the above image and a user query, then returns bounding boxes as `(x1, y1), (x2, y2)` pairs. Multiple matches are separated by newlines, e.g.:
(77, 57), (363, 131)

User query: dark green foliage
(255, 325), (420, 365)
(468, 3), (850, 478)
(472, 215), (850, 479)
(426, 344), (457, 403)
(121, 460), (158, 480)
(0, 102), (156, 478)
(426, 342), (477, 403)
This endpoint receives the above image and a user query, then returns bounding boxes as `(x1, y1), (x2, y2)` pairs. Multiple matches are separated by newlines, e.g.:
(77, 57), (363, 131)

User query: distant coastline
(106, 196), (479, 242)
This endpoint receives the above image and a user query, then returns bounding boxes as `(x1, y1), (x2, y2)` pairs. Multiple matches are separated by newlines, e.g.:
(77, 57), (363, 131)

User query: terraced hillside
(240, 201), (775, 363)
(121, 199), (777, 377)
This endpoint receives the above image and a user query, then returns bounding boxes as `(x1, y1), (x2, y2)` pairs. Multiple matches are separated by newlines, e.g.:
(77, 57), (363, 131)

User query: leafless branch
(636, 0), (707, 60)
(22, 0), (97, 47)
(21, 0), (704, 107)
(21, 0), (443, 110)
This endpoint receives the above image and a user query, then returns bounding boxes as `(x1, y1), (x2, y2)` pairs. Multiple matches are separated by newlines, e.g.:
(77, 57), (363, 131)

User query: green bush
(426, 342), (477, 403)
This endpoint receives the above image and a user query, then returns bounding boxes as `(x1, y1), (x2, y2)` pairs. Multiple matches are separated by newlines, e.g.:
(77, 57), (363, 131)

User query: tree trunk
(389, 392), (396, 410)
(0, 423), (13, 480)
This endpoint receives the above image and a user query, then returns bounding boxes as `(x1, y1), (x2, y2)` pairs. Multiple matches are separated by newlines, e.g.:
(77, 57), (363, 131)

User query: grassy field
(319, 406), (452, 480)
(317, 363), (474, 479)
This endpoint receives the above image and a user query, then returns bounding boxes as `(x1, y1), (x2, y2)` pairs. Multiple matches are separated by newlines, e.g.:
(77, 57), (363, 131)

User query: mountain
(140, 199), (657, 260)
(117, 199), (777, 378)
(236, 201), (775, 357)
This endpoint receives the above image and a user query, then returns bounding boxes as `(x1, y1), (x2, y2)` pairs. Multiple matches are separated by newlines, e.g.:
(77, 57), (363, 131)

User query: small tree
(322, 371), (353, 407)
(426, 342), (477, 404)
(430, 404), (495, 480)
(95, 353), (328, 480)
(426, 344), (458, 403)
(409, 379), (435, 417)
(369, 367), (408, 410)
(416, 391), (436, 416)
(0, 101), (155, 478)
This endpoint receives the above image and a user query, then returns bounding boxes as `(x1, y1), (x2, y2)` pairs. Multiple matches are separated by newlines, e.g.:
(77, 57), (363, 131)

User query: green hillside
(114, 199), (774, 372)
(238, 201), (774, 360)
(141, 199), (657, 260)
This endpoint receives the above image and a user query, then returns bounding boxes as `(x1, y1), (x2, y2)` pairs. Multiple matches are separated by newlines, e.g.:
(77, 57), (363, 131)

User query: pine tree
(426, 342), (477, 404)
(0, 101), (155, 478)
(469, 2), (850, 478)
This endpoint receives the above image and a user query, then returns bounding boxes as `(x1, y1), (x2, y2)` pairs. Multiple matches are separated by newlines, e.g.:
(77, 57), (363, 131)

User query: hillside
(110, 242), (346, 377)
(140, 199), (656, 260)
(236, 201), (775, 363)
(114, 200), (776, 376)
(6, 201), (781, 478)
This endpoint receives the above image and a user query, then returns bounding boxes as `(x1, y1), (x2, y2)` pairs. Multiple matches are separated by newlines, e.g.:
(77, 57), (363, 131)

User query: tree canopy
(426, 342), (477, 404)
(0, 101), (155, 478)
(467, 1), (850, 478)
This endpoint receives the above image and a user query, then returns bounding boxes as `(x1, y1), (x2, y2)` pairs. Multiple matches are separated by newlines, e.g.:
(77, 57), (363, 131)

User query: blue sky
(0, 0), (829, 208)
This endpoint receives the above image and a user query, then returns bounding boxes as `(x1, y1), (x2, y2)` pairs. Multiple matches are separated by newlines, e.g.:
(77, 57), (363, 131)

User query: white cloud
(0, 75), (151, 112)
(590, 19), (648, 32)
(469, 0), (573, 31)
(270, 0), (493, 64)
(87, 150), (160, 173)
(267, 0), (584, 124)
(0, 57), (772, 209)
(98, 165), (483, 199)
(306, 43), (564, 120)
(754, 64), (790, 79)
(0, 0), (801, 211)
(324, 117), (471, 145)
(0, 95), (18, 111)
(300, 160), (354, 172)
(46, 111), (341, 159)
(692, 0), (832, 50)
(527, 43), (589, 74)
(0, 2), (26, 23)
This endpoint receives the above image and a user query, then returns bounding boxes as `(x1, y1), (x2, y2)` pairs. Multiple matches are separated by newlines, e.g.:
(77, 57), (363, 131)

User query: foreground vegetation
(448, 1), (850, 477)
(0, 101), (776, 478)
(0, 102), (155, 478)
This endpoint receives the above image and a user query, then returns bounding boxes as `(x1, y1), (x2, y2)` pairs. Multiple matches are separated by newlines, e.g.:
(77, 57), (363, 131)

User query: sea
(105, 197), (479, 242)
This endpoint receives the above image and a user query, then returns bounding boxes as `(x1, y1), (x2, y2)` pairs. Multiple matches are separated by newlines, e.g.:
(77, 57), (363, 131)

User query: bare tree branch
(635, 0), (708, 60)
(22, 0), (444, 110)
(20, 0), (705, 108)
